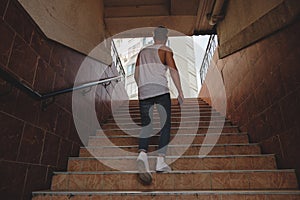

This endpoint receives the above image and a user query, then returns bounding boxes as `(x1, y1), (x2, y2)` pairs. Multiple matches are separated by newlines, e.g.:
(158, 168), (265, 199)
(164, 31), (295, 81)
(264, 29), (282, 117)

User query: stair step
(32, 190), (300, 200)
(115, 108), (216, 114)
(98, 126), (240, 137)
(112, 111), (222, 118)
(89, 133), (248, 146)
(106, 115), (228, 123)
(128, 99), (209, 106)
(67, 155), (276, 172)
(50, 170), (298, 191)
(101, 120), (232, 129)
(117, 105), (214, 111)
(80, 143), (261, 157)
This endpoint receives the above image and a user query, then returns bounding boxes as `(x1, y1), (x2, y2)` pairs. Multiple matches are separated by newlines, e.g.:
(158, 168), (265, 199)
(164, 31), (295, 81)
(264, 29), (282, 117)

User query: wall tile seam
(31, 55), (40, 88)
(2, 18), (35, 53)
(55, 138), (64, 168)
(4, 0), (36, 39)
(2, 27), (16, 68)
(0, 110), (56, 137)
(15, 121), (26, 162)
(3, 67), (36, 88)
(20, 165), (29, 199)
(38, 130), (47, 164)
(275, 134), (286, 162)
(3, 18), (90, 91)
(245, 90), (293, 125)
(1, 158), (58, 169)
(278, 85), (300, 127)
(2, 0), (10, 21)
(5, 36), (41, 87)
(0, 110), (81, 148)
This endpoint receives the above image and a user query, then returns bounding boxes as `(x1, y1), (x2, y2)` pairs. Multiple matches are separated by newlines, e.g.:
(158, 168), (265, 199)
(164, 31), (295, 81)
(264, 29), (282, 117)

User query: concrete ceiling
(17, 0), (217, 58)
(104, 0), (216, 37)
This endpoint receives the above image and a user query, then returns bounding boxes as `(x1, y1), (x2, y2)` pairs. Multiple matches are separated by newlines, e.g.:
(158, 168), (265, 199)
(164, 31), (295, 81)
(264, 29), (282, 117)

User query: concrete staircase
(32, 98), (300, 199)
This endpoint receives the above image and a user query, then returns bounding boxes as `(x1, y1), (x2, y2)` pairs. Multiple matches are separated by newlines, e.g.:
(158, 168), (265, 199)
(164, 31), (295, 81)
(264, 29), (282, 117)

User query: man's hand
(178, 92), (184, 105)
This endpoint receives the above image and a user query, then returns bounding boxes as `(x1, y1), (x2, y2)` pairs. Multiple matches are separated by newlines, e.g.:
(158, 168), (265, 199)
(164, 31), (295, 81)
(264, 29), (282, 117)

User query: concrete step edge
(69, 154), (275, 160)
(113, 112), (222, 116)
(81, 143), (259, 149)
(104, 120), (232, 125)
(53, 169), (296, 175)
(91, 132), (247, 138)
(99, 125), (240, 131)
(32, 190), (300, 196)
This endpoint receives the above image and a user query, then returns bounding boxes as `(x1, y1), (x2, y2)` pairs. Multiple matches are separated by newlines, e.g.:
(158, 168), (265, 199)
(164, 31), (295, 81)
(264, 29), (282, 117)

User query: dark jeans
(138, 93), (171, 155)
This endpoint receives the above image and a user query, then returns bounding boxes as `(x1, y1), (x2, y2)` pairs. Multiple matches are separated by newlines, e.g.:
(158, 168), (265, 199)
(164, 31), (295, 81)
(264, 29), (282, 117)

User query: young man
(134, 26), (184, 185)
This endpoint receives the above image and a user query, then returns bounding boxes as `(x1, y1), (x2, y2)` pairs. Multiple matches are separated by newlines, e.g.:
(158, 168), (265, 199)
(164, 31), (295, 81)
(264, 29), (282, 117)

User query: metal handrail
(111, 40), (126, 77)
(0, 67), (122, 100)
(42, 76), (123, 99)
(0, 39), (126, 104)
(199, 34), (217, 84)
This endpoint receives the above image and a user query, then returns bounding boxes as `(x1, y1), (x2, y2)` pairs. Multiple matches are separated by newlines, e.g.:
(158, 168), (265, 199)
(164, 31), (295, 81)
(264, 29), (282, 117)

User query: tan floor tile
(51, 175), (68, 190)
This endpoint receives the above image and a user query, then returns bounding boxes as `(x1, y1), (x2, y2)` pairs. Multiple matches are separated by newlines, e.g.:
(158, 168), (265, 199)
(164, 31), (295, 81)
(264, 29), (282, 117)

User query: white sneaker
(156, 156), (172, 173)
(136, 151), (152, 185)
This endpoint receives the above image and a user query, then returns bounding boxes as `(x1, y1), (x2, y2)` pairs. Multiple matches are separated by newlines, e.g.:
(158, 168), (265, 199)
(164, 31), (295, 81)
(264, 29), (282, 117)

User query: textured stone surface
(200, 20), (300, 184)
(0, 1), (123, 199)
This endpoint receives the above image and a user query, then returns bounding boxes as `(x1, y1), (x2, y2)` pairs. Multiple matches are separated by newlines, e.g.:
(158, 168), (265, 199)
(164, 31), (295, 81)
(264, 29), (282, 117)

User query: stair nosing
(69, 154), (275, 160)
(111, 116), (227, 119)
(32, 190), (300, 195)
(53, 169), (296, 175)
(91, 132), (247, 138)
(100, 126), (239, 131)
(113, 113), (222, 117)
(81, 143), (259, 149)
(104, 120), (232, 125)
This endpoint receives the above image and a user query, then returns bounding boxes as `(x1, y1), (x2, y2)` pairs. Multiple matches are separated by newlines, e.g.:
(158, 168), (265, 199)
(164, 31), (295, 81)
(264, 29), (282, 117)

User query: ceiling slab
(104, 0), (217, 37)
(105, 5), (170, 18)
(170, 0), (200, 15)
(105, 16), (197, 37)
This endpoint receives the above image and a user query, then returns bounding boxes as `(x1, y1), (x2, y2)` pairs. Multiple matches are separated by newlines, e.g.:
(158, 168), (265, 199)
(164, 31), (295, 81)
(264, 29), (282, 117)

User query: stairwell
(32, 98), (300, 199)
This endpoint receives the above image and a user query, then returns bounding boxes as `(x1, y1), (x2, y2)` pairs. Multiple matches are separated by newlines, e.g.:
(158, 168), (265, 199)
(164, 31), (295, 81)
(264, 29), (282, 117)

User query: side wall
(18, 0), (109, 62)
(200, 20), (300, 182)
(217, 0), (300, 57)
(0, 0), (127, 199)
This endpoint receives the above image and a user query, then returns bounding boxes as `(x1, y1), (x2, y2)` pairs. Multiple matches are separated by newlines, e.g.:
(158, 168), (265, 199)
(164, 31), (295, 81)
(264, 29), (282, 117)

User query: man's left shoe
(136, 151), (152, 185)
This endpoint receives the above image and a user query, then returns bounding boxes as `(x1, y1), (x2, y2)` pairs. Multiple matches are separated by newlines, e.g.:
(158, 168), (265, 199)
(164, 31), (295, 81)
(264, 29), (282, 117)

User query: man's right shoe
(136, 151), (152, 185)
(156, 156), (172, 173)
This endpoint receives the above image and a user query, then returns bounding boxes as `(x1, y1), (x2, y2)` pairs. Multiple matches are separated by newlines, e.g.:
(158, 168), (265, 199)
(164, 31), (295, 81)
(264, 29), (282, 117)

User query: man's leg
(155, 93), (172, 172)
(138, 99), (154, 152)
(156, 93), (171, 155)
(137, 98), (154, 185)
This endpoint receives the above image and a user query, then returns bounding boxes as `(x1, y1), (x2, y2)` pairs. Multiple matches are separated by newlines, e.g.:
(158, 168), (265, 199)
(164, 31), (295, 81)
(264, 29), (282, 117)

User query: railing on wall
(0, 41), (125, 110)
(199, 34), (218, 84)
(111, 40), (126, 78)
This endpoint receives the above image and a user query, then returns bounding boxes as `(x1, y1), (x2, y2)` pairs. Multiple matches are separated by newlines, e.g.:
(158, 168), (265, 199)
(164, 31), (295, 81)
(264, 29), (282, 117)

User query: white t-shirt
(137, 44), (169, 100)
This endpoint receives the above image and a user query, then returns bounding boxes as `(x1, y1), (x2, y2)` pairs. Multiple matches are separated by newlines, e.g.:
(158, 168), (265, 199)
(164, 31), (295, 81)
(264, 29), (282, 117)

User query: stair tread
(104, 120), (231, 124)
(54, 169), (296, 175)
(82, 143), (259, 148)
(32, 98), (300, 197)
(69, 154), (275, 160)
(101, 126), (239, 131)
(33, 190), (300, 195)
(92, 132), (247, 138)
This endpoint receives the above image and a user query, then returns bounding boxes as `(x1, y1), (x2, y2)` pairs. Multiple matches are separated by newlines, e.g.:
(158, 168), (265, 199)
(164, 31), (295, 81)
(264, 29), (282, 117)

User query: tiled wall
(0, 0), (126, 199)
(200, 19), (300, 183)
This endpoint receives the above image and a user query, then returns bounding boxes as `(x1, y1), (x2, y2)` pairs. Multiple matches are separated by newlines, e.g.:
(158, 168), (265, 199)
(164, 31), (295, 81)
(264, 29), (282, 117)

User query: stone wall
(200, 19), (300, 183)
(0, 0), (127, 199)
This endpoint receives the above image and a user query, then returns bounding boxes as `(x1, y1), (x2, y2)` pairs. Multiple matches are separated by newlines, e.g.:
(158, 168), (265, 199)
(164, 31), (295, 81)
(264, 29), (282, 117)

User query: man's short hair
(154, 26), (168, 41)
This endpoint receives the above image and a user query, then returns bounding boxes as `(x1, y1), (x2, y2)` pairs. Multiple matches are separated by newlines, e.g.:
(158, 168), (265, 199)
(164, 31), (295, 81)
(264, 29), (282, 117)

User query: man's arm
(165, 49), (184, 104)
(134, 53), (140, 84)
